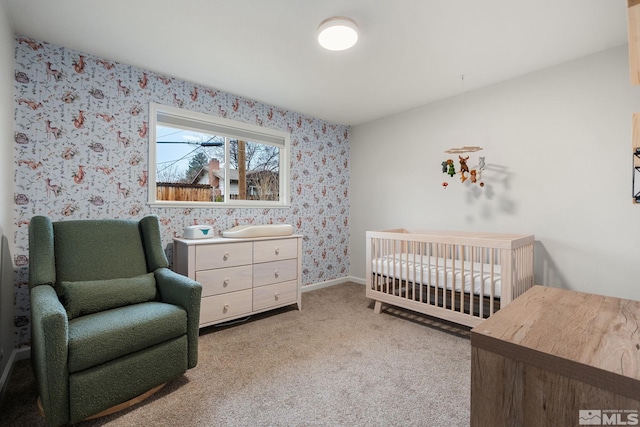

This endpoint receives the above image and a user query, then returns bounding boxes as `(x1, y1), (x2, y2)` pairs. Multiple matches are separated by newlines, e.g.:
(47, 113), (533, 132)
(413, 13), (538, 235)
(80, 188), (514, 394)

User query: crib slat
(391, 239), (395, 294)
(377, 237), (383, 292)
(459, 244), (465, 314)
(418, 241), (423, 303)
(442, 243), (447, 310)
(370, 237), (375, 290)
(375, 238), (380, 291)
(407, 241), (412, 300)
(384, 238), (389, 294)
(447, 243), (452, 311)
(489, 249), (495, 314)
(501, 248), (513, 304)
(435, 243), (440, 308)
(416, 240), (420, 301)
(469, 246), (475, 316)
(424, 242), (429, 302)
(428, 242), (432, 304)
(452, 243), (456, 311)
(404, 240), (410, 301)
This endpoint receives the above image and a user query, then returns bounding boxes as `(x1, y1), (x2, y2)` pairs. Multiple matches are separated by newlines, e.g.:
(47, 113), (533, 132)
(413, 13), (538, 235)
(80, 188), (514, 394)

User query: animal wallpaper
(12, 36), (350, 348)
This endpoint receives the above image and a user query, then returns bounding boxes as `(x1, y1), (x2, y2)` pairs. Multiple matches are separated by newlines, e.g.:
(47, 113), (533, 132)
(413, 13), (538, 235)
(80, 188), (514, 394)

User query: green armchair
(28, 215), (202, 426)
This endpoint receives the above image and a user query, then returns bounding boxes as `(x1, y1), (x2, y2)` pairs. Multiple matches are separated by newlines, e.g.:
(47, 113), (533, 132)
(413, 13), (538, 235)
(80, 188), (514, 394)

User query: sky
(156, 125), (223, 181)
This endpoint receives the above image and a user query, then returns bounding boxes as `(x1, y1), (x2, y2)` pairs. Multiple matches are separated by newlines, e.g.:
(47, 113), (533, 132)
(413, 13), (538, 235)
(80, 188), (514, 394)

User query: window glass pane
(156, 125), (224, 202)
(230, 140), (280, 201)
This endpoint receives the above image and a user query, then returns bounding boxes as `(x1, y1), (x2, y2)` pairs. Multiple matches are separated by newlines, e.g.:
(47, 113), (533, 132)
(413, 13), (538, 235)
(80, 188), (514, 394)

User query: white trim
(0, 347), (30, 402)
(149, 102), (291, 208)
(348, 275), (366, 285)
(149, 200), (291, 209)
(301, 276), (364, 293)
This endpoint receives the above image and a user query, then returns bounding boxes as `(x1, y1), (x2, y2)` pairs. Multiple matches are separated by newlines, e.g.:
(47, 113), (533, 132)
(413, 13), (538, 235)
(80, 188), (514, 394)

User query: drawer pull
(274, 270), (280, 278)
(223, 253), (230, 261)
(223, 278), (230, 287)
(274, 292), (279, 301)
(223, 304), (229, 313)
(275, 248), (280, 255)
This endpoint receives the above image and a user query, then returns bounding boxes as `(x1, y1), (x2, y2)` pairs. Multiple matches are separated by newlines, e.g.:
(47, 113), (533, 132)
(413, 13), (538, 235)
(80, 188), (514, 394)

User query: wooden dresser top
(471, 285), (640, 398)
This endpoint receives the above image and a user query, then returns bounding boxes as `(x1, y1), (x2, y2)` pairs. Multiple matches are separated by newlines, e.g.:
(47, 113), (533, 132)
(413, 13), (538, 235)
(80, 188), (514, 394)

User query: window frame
(148, 103), (291, 208)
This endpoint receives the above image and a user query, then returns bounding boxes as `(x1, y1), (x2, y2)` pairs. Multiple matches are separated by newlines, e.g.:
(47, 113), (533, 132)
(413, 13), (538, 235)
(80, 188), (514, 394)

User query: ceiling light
(317, 17), (358, 51)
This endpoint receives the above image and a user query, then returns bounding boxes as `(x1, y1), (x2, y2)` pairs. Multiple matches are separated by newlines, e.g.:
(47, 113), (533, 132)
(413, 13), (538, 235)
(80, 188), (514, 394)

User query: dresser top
(471, 285), (640, 397)
(173, 234), (303, 246)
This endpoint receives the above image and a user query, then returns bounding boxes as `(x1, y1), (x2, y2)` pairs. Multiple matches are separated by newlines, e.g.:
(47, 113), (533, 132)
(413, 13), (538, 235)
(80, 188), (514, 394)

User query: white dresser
(172, 235), (302, 328)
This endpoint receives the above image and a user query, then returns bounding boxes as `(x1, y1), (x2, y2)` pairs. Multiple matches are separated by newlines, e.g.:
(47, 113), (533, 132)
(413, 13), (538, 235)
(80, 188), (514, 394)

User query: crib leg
(374, 300), (383, 314)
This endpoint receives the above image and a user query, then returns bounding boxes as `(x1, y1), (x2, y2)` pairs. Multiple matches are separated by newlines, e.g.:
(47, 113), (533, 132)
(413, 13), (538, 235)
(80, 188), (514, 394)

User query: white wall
(0, 0), (17, 395)
(350, 45), (640, 301)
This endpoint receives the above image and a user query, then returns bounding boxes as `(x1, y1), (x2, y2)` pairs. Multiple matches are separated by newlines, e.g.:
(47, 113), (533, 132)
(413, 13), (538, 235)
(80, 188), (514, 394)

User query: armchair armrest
(30, 284), (70, 426)
(154, 267), (202, 368)
(28, 216), (56, 288)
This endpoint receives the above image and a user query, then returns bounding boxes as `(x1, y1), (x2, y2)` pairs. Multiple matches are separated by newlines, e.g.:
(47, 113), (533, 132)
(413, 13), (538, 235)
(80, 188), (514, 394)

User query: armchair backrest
(29, 215), (169, 292)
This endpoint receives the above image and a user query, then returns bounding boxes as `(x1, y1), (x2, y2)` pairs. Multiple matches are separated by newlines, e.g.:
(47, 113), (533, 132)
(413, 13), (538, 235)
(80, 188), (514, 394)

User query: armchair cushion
(67, 301), (187, 373)
(60, 273), (158, 320)
(53, 219), (149, 285)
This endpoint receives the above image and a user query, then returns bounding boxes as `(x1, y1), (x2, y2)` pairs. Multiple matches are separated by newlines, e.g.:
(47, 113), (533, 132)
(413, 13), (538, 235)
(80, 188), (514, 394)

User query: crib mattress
(371, 254), (502, 298)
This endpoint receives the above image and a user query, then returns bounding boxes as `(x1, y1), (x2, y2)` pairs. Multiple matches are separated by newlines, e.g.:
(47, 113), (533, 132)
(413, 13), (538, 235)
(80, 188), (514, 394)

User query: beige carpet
(0, 282), (471, 426)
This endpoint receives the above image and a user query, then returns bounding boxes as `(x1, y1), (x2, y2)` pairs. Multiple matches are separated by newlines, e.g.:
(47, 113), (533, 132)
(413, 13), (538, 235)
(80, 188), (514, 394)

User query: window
(148, 103), (290, 208)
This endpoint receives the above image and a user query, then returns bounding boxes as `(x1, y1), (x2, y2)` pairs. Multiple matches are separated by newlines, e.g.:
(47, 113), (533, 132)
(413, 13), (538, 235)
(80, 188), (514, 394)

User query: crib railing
(366, 229), (535, 327)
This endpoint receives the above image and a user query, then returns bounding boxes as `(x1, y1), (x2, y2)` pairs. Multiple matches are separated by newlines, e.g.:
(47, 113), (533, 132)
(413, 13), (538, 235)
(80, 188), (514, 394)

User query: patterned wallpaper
(12, 36), (350, 348)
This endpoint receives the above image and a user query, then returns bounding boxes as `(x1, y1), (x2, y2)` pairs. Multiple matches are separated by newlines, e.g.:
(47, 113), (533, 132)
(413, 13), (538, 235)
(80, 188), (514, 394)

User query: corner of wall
(0, 0), (17, 396)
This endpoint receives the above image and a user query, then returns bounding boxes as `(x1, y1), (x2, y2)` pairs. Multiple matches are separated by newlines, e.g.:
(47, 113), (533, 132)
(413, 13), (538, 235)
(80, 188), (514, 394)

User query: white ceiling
(3, 0), (630, 126)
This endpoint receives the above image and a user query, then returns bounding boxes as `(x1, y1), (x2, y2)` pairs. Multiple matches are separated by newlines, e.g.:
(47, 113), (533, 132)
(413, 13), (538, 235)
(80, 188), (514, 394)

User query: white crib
(366, 229), (535, 327)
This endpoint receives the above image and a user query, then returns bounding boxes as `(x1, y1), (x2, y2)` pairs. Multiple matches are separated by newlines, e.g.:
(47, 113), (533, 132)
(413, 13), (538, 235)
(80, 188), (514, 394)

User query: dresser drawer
(253, 238), (298, 263)
(253, 259), (297, 287)
(195, 242), (252, 270)
(196, 265), (252, 297)
(200, 289), (252, 325)
(253, 280), (298, 311)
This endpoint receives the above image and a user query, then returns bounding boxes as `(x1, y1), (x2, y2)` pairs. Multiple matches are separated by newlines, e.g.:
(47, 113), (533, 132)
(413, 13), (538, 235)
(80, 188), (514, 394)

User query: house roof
(210, 169), (238, 182)
(209, 169), (272, 183)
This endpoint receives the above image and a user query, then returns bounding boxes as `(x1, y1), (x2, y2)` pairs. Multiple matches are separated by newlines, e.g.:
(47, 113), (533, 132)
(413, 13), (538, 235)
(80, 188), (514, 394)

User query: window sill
(148, 201), (291, 209)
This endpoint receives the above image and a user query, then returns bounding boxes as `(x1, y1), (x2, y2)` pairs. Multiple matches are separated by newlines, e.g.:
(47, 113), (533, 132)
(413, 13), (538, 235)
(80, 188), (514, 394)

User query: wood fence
(157, 183), (213, 202)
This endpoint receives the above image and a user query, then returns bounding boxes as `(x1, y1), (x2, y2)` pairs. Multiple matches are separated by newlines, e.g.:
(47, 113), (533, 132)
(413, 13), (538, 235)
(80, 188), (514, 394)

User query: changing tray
(222, 224), (294, 238)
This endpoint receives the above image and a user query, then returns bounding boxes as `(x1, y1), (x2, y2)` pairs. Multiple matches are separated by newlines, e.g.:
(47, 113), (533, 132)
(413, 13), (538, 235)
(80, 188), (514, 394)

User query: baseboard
(301, 276), (365, 293)
(348, 275), (366, 285)
(0, 347), (30, 403)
